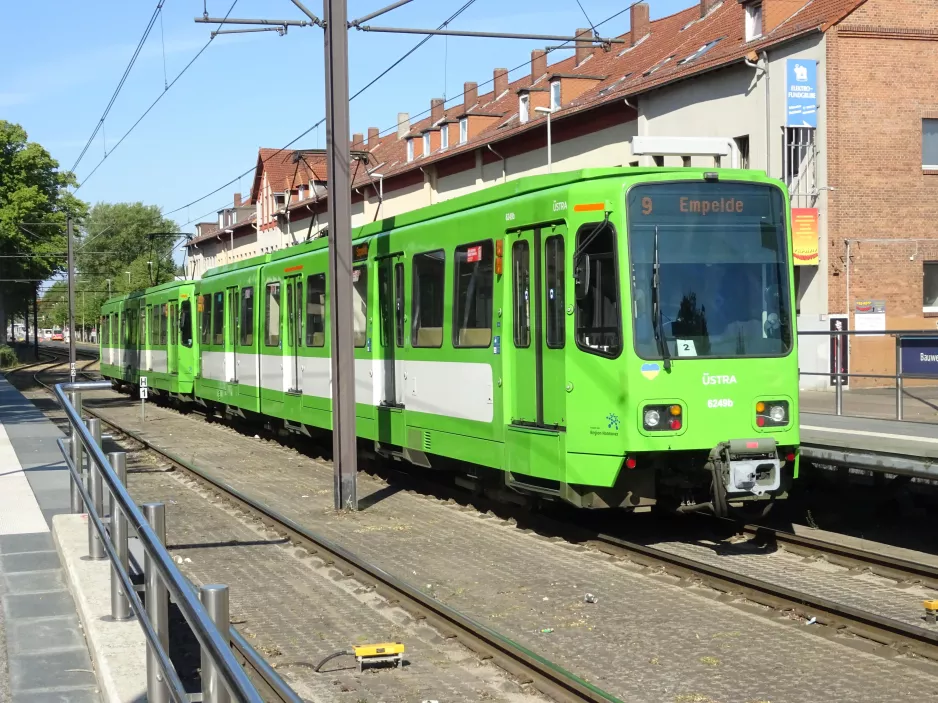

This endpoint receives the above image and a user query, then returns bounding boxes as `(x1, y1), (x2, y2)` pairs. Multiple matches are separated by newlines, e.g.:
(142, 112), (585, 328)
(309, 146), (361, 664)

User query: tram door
(226, 286), (239, 383)
(168, 302), (178, 375)
(284, 276), (303, 393)
(377, 256), (405, 407)
(509, 226), (567, 429)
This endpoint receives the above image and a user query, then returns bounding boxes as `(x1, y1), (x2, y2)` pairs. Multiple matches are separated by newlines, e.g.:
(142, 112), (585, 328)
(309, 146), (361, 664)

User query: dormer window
(459, 118), (468, 144)
(550, 81), (561, 111)
(519, 94), (530, 124)
(407, 139), (415, 162)
(423, 132), (431, 155)
(745, 2), (763, 41)
(441, 124), (449, 150)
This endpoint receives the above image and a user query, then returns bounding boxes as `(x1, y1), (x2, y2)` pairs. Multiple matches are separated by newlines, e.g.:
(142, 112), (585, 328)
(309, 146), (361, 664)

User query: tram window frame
(353, 265), (368, 348)
(305, 274), (326, 347)
(138, 310), (146, 351)
(265, 282), (281, 347)
(148, 305), (157, 345)
(411, 249), (446, 348)
(545, 235), (566, 349)
(453, 240), (494, 348)
(160, 304), (168, 346)
(240, 287), (254, 346)
(378, 263), (392, 348)
(180, 300), (193, 348)
(573, 221), (622, 359)
(512, 240), (531, 348)
(212, 291), (224, 346)
(200, 296), (212, 345)
(395, 262), (405, 348)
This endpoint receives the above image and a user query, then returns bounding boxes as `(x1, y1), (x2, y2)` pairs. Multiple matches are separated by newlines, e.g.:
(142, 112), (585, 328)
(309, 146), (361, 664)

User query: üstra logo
(702, 373), (737, 385)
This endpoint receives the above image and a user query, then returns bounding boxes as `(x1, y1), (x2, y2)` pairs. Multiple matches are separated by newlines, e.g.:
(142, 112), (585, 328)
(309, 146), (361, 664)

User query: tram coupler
(717, 438), (782, 497)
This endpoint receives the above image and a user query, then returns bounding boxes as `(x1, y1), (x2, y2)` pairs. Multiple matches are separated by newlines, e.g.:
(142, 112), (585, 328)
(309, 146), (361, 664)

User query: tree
(0, 121), (87, 338)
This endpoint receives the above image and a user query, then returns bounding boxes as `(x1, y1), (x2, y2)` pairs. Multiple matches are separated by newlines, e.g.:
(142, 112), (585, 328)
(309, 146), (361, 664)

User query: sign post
(140, 376), (148, 423)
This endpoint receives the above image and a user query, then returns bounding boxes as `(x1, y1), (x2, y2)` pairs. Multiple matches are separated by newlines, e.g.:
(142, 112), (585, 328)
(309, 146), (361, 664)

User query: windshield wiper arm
(651, 225), (671, 371)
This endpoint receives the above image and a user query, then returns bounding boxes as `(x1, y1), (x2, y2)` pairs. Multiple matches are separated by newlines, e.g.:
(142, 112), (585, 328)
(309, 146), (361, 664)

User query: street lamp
(535, 106), (554, 174)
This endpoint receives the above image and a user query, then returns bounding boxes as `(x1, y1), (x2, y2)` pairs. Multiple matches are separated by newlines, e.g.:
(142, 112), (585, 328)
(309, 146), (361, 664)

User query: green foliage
(0, 121), (87, 305)
(0, 345), (18, 369)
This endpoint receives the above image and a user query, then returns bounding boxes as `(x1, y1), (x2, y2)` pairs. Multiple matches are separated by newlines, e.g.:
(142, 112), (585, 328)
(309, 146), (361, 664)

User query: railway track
(20, 352), (938, 690)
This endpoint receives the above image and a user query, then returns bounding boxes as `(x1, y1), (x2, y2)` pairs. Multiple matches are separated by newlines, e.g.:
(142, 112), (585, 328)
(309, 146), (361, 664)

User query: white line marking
(801, 425), (938, 445)
(0, 423), (49, 535)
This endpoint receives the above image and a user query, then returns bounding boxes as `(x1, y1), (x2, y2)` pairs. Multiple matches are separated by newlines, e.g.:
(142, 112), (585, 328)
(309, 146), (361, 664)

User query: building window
(412, 250), (445, 348)
(745, 2), (763, 41)
(423, 132), (431, 156)
(783, 127), (815, 187)
(734, 135), (750, 169)
(925, 263), (938, 313)
(519, 94), (530, 124)
(407, 139), (415, 162)
(653, 155), (664, 167)
(459, 118), (468, 144)
(441, 124), (449, 150)
(453, 241), (494, 348)
(305, 274), (326, 347)
(924, 119), (938, 169)
(550, 81), (561, 111)
(240, 287), (254, 346)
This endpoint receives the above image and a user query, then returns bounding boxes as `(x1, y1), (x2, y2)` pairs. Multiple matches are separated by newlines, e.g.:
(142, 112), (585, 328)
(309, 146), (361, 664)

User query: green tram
(100, 167), (799, 515)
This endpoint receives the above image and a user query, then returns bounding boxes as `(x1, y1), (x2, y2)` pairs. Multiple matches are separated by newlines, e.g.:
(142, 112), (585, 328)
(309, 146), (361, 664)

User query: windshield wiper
(651, 225), (671, 371)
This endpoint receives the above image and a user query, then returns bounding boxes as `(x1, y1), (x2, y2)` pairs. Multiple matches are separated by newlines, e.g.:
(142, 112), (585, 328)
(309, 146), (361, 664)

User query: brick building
(184, 0), (938, 385)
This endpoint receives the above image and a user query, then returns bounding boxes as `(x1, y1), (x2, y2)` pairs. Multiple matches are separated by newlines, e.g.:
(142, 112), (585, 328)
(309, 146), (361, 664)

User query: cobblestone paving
(125, 457), (547, 703)
(80, 394), (938, 703)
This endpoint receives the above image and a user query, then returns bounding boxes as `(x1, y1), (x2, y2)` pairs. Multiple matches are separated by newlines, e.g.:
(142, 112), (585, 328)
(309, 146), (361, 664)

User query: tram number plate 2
(707, 398), (733, 408)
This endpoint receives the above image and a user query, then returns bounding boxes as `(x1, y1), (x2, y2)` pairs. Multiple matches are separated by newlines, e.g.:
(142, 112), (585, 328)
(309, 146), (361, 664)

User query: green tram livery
(100, 167), (799, 515)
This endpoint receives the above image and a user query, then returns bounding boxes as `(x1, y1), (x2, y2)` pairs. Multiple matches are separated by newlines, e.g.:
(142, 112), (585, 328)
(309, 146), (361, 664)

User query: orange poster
(791, 208), (819, 266)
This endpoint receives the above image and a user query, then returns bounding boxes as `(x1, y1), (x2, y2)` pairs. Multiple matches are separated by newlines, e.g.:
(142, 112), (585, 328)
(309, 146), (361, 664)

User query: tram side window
(545, 236), (565, 349)
(138, 311), (146, 351)
(353, 266), (368, 348)
(160, 304), (168, 346)
(240, 287), (254, 346)
(306, 274), (326, 347)
(412, 250), (445, 348)
(213, 292), (224, 345)
(148, 306), (157, 344)
(179, 301), (192, 348)
(265, 282), (281, 347)
(453, 241), (493, 348)
(111, 314), (118, 345)
(395, 262), (405, 348)
(574, 222), (621, 357)
(513, 241), (531, 348)
(200, 296), (212, 345)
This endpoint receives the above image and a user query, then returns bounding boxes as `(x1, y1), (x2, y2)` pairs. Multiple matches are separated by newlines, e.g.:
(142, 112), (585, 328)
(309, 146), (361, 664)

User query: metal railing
(798, 329), (938, 420)
(54, 381), (302, 703)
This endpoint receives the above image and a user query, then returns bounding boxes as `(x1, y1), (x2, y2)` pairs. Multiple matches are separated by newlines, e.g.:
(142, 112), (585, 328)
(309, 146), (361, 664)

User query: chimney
(233, 192), (241, 208)
(464, 81), (478, 108)
(531, 49), (547, 82)
(352, 133), (364, 150)
(431, 98), (444, 125)
(397, 112), (410, 140)
(493, 68), (508, 97)
(367, 127), (379, 148)
(630, 2), (650, 46)
(699, 0), (717, 17)
(575, 28), (593, 66)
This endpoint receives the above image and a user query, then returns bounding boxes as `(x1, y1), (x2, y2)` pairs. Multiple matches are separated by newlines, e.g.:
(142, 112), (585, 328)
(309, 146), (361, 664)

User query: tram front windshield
(627, 181), (792, 360)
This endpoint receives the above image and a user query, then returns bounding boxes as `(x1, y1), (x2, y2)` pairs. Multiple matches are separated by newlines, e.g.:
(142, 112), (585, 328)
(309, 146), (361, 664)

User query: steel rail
(22, 355), (302, 703)
(53, 381), (264, 703)
(75, 414), (623, 703)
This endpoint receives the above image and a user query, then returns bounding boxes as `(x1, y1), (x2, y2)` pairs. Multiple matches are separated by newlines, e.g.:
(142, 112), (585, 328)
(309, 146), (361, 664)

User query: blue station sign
(786, 59), (817, 128)
(899, 336), (938, 377)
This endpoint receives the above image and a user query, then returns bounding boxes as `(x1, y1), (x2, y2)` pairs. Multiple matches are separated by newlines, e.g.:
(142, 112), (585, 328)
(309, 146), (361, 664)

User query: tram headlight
(643, 404), (683, 431)
(756, 400), (790, 428)
(643, 409), (661, 428)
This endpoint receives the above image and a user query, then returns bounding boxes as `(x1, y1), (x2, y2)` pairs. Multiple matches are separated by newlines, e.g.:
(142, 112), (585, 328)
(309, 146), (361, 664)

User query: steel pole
(546, 112), (552, 174)
(110, 452), (132, 621)
(68, 391), (83, 513)
(87, 418), (105, 559)
(835, 332), (843, 416)
(896, 336), (904, 421)
(144, 503), (170, 703)
(200, 585), (232, 703)
(323, 0), (358, 511)
(67, 216), (76, 382)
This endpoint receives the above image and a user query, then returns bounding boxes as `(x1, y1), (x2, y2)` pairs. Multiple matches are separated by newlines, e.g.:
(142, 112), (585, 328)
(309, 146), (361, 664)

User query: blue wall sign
(786, 59), (817, 128)
(899, 337), (938, 377)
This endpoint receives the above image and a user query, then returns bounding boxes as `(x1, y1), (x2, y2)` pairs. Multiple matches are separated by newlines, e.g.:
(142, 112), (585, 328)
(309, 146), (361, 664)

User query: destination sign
(353, 242), (370, 261)
(640, 196), (746, 217)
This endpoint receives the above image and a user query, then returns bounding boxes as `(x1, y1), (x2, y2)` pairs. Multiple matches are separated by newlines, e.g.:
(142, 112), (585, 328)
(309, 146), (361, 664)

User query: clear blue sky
(1, 0), (690, 247)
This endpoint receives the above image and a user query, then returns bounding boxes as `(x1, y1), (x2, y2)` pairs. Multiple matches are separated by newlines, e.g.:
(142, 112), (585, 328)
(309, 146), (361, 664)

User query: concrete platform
(0, 376), (100, 702)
